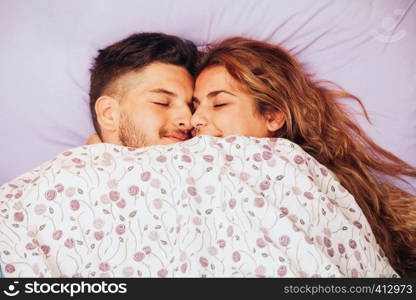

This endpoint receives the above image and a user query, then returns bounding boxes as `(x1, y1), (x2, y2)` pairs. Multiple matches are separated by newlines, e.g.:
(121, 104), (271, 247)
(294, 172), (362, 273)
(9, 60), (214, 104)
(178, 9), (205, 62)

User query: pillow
(0, 136), (397, 277)
(1, 0), (415, 188)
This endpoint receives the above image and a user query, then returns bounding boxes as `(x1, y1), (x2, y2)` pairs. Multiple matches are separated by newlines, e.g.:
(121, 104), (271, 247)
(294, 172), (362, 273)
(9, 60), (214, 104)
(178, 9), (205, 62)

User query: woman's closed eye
(214, 103), (227, 108)
(152, 102), (169, 106)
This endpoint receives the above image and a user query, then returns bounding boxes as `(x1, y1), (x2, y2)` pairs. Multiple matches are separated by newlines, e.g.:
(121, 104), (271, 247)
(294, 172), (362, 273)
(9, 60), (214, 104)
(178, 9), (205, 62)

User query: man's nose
(175, 107), (193, 131)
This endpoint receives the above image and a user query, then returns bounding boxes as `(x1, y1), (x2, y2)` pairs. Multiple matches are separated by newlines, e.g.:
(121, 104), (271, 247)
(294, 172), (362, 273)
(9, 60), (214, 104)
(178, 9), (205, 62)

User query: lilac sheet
(0, 0), (415, 187)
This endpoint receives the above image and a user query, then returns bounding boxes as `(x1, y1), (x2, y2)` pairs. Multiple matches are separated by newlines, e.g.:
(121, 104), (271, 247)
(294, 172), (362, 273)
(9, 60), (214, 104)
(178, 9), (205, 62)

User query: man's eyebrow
(148, 88), (177, 97)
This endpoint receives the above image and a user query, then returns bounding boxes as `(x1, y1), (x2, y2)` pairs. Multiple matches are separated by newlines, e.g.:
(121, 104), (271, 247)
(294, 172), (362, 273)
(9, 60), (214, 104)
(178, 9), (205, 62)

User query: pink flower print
(122, 266), (134, 277)
(14, 191), (22, 199)
(320, 168), (328, 176)
(208, 247), (218, 256)
(72, 158), (81, 164)
(267, 158), (277, 167)
(217, 240), (226, 248)
(353, 221), (363, 229)
(187, 186), (197, 196)
(292, 186), (302, 195)
(192, 217), (202, 226)
(203, 155), (214, 163)
(99, 262), (110, 272)
(305, 236), (314, 245)
(304, 192), (314, 200)
(254, 197), (265, 208)
(65, 187), (76, 198)
(143, 246), (152, 255)
(153, 198), (163, 209)
(53, 230), (63, 240)
(227, 226), (234, 237)
(133, 252), (145, 262)
(294, 155), (304, 164)
(116, 224), (126, 235)
(94, 231), (104, 241)
(379, 248), (385, 258)
(349, 239), (357, 249)
(150, 179), (161, 189)
(107, 179), (118, 189)
(156, 155), (167, 163)
(62, 151), (72, 156)
(260, 180), (270, 190)
(240, 172), (250, 182)
(288, 214), (298, 223)
(72, 273), (82, 278)
(70, 200), (80, 211)
(229, 198), (237, 209)
(256, 266), (266, 276)
(26, 243), (36, 250)
(34, 204), (46, 216)
(253, 153), (262, 162)
(299, 271), (308, 278)
(100, 194), (110, 204)
(186, 177), (196, 185)
(262, 151), (272, 160)
(94, 218), (105, 230)
(41, 245), (50, 255)
(327, 248), (334, 257)
(157, 269), (168, 278)
(181, 263), (187, 273)
(256, 238), (266, 248)
(14, 212), (24, 222)
(277, 265), (287, 277)
(354, 250), (361, 261)
(280, 207), (289, 216)
(205, 186), (215, 195)
(200, 257), (209, 267)
(128, 185), (140, 196)
(109, 191), (120, 201)
(181, 155), (192, 163)
(140, 171), (151, 182)
(232, 251), (241, 262)
(225, 154), (234, 162)
(116, 198), (126, 209)
(351, 268), (358, 278)
(55, 184), (64, 193)
(45, 189), (57, 201)
(338, 243), (346, 254)
(226, 136), (236, 143)
(323, 237), (332, 248)
(149, 231), (159, 241)
(323, 227), (332, 237)
(65, 238), (75, 249)
(5, 264), (16, 273)
(279, 235), (290, 247)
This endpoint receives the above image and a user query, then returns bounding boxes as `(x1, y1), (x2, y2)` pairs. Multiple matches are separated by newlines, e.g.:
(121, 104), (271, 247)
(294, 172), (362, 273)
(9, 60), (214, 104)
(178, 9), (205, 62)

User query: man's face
(117, 62), (193, 148)
(191, 66), (273, 138)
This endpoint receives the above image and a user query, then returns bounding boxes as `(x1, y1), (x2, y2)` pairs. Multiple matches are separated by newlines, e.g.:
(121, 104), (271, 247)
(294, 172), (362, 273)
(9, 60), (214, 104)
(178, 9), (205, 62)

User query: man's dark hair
(89, 32), (198, 137)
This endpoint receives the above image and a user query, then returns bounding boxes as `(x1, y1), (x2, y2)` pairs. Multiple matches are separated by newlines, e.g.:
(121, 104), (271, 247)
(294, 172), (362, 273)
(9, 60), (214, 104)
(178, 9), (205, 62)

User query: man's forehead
(113, 64), (193, 99)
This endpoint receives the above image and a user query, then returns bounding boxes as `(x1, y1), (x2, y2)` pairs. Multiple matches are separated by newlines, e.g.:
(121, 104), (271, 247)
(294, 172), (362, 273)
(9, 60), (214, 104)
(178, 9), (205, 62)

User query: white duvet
(0, 136), (397, 277)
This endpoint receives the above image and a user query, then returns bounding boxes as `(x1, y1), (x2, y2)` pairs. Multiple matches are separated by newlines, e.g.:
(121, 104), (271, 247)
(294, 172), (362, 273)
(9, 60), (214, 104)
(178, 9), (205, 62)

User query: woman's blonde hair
(199, 37), (416, 276)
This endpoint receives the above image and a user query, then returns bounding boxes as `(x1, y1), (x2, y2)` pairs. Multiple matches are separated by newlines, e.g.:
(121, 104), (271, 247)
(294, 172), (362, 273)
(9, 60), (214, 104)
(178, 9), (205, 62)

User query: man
(88, 32), (198, 148)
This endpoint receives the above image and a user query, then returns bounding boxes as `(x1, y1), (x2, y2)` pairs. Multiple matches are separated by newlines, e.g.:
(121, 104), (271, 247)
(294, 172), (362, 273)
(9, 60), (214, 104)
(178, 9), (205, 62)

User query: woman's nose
(190, 107), (208, 129)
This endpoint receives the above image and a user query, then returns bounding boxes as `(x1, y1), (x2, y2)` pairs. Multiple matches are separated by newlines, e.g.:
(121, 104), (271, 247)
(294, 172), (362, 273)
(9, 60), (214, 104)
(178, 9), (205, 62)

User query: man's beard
(118, 113), (150, 148)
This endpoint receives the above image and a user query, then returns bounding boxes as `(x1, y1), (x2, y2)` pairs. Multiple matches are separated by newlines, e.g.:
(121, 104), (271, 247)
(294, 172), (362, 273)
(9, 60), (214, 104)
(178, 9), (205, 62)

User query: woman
(190, 37), (416, 277)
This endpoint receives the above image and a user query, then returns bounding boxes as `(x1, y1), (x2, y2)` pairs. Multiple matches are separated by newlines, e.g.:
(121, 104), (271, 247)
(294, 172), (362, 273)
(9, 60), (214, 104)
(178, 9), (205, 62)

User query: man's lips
(165, 135), (188, 142)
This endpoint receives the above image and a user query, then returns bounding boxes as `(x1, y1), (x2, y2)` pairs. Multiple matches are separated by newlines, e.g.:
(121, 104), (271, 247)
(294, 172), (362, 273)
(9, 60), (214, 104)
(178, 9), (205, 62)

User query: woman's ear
(95, 96), (120, 133)
(265, 111), (285, 133)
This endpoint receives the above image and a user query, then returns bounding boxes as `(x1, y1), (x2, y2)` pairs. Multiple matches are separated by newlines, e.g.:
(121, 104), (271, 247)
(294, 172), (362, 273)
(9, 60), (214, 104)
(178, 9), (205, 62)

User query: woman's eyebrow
(207, 90), (236, 99)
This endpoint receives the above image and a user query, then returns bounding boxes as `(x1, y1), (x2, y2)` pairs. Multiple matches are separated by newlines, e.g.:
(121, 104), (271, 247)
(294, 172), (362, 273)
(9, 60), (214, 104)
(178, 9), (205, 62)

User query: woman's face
(191, 66), (282, 137)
